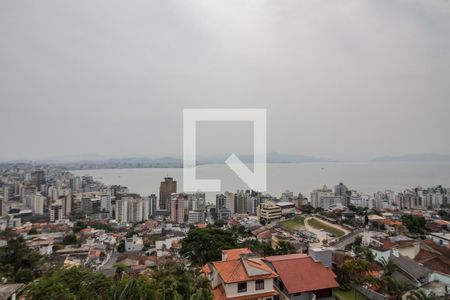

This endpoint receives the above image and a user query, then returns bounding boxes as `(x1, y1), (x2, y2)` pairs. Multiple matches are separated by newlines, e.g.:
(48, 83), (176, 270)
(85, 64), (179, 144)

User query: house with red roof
(263, 254), (339, 300)
(206, 248), (279, 300)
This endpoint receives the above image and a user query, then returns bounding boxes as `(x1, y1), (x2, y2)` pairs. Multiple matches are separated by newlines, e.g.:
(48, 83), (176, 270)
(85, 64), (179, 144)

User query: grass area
(278, 216), (305, 231)
(308, 218), (345, 237)
(334, 288), (368, 300)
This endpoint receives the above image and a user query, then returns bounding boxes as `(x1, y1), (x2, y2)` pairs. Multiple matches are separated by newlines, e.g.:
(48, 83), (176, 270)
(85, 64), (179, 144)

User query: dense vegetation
(179, 226), (296, 266)
(0, 234), (43, 283)
(29, 261), (212, 300)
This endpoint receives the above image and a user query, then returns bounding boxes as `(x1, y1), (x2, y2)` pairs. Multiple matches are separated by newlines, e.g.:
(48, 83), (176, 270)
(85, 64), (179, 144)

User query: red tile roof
(222, 248), (253, 261)
(264, 254), (339, 294)
(415, 240), (450, 275)
(213, 258), (277, 283)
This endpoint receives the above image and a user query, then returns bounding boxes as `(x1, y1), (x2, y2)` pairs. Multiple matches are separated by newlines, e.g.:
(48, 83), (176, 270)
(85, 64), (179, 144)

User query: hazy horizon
(1, 1), (450, 162)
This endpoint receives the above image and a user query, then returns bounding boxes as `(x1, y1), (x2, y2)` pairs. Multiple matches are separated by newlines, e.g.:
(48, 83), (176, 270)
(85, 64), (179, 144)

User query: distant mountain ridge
(0, 152), (331, 168)
(373, 153), (450, 162)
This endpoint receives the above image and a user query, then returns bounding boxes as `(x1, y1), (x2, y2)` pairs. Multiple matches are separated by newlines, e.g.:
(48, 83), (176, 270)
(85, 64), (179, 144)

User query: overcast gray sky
(1, 0), (450, 161)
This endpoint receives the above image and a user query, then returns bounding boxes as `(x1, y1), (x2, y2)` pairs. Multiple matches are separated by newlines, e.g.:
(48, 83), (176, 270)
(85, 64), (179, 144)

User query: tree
(63, 234), (78, 245)
(213, 219), (226, 228)
(0, 236), (43, 283)
(179, 227), (238, 266)
(28, 227), (38, 235)
(386, 278), (414, 300)
(378, 258), (414, 300)
(73, 221), (87, 233)
(29, 267), (112, 299)
(407, 289), (440, 300)
(117, 239), (125, 253)
(401, 215), (426, 234)
(340, 259), (375, 290)
(28, 263), (212, 300)
(275, 240), (296, 255)
(300, 204), (314, 214)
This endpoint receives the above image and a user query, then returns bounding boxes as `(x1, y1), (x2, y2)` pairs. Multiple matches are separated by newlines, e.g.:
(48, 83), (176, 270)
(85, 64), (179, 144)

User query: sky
(1, 0), (450, 161)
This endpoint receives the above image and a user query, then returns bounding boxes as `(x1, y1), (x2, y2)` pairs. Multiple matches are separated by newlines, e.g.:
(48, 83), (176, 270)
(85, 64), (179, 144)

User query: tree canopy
(0, 236), (43, 283)
(179, 227), (238, 266)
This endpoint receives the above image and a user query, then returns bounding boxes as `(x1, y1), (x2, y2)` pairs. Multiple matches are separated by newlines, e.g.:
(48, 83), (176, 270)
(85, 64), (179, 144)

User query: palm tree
(407, 289), (440, 300)
(387, 278), (415, 300)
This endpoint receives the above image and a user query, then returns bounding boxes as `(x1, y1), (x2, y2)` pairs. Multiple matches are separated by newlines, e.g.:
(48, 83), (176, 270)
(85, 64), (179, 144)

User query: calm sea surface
(72, 162), (450, 203)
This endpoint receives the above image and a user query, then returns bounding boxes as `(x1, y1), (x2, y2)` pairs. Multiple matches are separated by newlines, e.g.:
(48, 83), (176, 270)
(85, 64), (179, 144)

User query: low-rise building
(257, 201), (282, 224)
(207, 256), (279, 300)
(125, 235), (144, 252)
(263, 253), (339, 300)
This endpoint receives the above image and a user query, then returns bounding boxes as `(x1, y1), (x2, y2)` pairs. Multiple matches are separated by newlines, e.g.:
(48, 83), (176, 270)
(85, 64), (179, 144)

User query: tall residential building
(128, 198), (144, 223)
(31, 193), (45, 214)
(70, 177), (81, 193)
(0, 196), (4, 217)
(310, 185), (333, 208)
(170, 193), (186, 224)
(423, 185), (446, 209)
(116, 198), (128, 223)
(148, 194), (157, 217)
(21, 185), (37, 210)
(216, 193), (233, 220)
(100, 194), (112, 213)
(191, 191), (206, 211)
(63, 194), (72, 217)
(81, 197), (93, 214)
(115, 197), (148, 224)
(50, 204), (64, 223)
(31, 170), (45, 190)
(159, 177), (176, 210)
(396, 187), (424, 209)
(335, 182), (350, 206)
(235, 190), (250, 214)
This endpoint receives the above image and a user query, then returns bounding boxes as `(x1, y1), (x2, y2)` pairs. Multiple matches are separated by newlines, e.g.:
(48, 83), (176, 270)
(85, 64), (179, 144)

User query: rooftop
(263, 254), (339, 294)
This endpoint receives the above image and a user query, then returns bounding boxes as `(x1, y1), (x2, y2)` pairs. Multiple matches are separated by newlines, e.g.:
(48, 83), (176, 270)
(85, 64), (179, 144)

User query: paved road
(100, 251), (119, 270)
(330, 229), (364, 249)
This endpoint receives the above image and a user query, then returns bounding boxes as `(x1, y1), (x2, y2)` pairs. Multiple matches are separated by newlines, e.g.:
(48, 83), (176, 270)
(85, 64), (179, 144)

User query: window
(255, 279), (265, 290)
(237, 282), (247, 293)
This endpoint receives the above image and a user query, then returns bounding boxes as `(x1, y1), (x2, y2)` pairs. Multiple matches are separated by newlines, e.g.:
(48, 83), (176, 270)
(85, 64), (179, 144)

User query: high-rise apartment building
(159, 177), (176, 210)
(115, 197), (148, 224)
(170, 193), (186, 224)
(31, 193), (45, 214)
(21, 185), (37, 210)
(310, 185), (333, 208)
(50, 204), (64, 223)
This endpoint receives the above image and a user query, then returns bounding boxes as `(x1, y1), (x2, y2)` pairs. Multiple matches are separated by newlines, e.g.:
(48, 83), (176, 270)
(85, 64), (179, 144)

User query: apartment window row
(237, 280), (265, 293)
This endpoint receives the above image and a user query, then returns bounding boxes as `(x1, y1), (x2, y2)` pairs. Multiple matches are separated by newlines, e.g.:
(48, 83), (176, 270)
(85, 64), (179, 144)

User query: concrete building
(257, 201), (282, 224)
(188, 210), (205, 224)
(148, 194), (157, 217)
(100, 194), (111, 214)
(21, 185), (37, 210)
(50, 204), (64, 223)
(310, 185), (333, 208)
(81, 197), (93, 214)
(115, 198), (128, 223)
(320, 195), (342, 210)
(159, 177), (176, 210)
(276, 202), (295, 217)
(31, 193), (45, 215)
(170, 193), (186, 224)
(125, 235), (144, 252)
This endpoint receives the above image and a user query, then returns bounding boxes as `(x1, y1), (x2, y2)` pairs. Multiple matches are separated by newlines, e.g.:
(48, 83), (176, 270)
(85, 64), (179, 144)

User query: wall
(224, 278), (274, 298)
